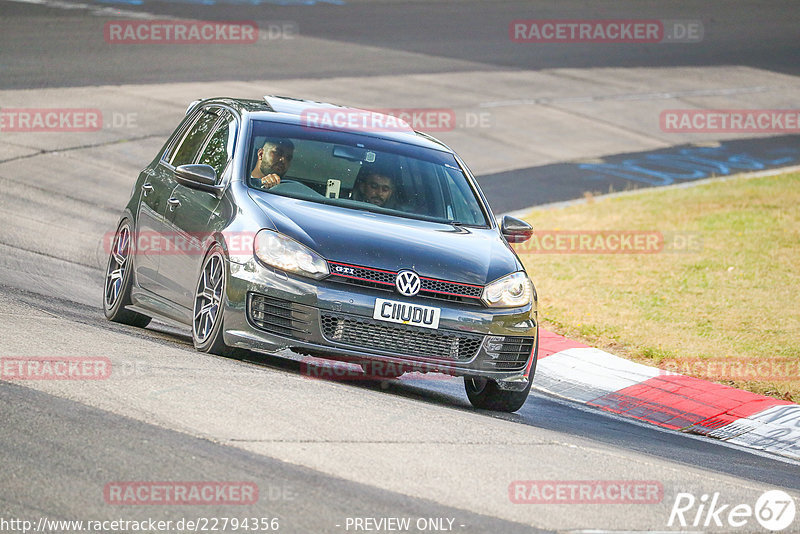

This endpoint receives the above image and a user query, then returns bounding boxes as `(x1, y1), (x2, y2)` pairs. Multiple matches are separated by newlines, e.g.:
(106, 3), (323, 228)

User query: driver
(251, 139), (294, 189)
(351, 164), (398, 208)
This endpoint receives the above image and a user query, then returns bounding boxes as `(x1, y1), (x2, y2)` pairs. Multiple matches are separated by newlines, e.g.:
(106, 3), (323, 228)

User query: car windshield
(245, 119), (489, 226)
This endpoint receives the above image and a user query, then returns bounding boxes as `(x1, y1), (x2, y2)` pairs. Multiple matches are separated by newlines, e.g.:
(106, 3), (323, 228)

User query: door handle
(142, 183), (154, 196)
(167, 197), (181, 211)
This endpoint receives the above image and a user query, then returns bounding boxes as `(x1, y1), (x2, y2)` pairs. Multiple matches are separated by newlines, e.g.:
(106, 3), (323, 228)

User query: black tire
(103, 219), (151, 328)
(464, 333), (538, 412)
(192, 245), (246, 358)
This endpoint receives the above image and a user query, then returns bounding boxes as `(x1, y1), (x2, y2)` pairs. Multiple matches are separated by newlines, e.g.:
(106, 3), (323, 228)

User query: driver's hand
(261, 174), (281, 189)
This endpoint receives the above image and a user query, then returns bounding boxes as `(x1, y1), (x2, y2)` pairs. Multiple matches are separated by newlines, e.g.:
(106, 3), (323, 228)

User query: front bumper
(223, 258), (538, 390)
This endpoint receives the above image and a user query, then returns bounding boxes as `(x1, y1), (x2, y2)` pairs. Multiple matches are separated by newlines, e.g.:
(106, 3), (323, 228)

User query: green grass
(515, 172), (800, 402)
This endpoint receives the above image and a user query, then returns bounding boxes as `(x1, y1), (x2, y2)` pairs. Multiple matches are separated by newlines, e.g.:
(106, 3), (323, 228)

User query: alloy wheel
(104, 224), (130, 309)
(193, 253), (224, 344)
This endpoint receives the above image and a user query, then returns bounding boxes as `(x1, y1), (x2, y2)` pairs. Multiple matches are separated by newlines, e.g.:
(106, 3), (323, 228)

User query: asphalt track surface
(1, 381), (545, 534)
(1, 1), (799, 532)
(2, 0), (799, 89)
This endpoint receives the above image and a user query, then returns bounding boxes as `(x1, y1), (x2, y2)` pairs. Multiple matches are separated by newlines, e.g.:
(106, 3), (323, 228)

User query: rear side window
(169, 108), (220, 167)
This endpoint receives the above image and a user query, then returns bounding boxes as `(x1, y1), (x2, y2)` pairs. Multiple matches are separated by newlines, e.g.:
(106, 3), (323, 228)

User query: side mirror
(175, 164), (222, 196)
(501, 215), (533, 243)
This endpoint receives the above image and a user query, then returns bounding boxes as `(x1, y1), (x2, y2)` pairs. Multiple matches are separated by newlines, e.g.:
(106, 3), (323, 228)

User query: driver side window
(169, 107), (220, 167)
(198, 111), (236, 182)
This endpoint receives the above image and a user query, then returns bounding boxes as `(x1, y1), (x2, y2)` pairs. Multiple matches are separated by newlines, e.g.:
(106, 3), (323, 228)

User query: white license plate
(373, 298), (441, 330)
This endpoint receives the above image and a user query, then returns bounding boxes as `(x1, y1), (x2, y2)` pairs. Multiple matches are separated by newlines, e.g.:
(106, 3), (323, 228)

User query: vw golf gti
(103, 96), (538, 412)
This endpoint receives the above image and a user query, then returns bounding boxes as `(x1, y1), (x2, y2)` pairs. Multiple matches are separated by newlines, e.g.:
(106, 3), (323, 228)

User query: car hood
(248, 191), (521, 285)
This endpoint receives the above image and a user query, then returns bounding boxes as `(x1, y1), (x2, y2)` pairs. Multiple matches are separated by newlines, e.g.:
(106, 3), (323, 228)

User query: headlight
(481, 271), (532, 308)
(254, 229), (329, 279)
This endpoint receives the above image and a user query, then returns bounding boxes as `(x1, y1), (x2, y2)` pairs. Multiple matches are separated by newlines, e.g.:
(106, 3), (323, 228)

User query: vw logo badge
(395, 270), (421, 297)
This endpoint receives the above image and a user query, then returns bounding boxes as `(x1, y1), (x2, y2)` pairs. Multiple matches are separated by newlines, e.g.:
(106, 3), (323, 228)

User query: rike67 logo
(668, 490), (796, 531)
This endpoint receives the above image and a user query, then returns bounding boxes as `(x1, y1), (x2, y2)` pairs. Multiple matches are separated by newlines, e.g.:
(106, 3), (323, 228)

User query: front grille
(420, 277), (482, 298)
(247, 293), (313, 339)
(481, 336), (535, 370)
(328, 261), (483, 305)
(320, 312), (483, 362)
(329, 262), (396, 285)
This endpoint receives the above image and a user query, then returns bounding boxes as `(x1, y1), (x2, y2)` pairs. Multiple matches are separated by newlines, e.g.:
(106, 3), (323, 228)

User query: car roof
(195, 96), (454, 153)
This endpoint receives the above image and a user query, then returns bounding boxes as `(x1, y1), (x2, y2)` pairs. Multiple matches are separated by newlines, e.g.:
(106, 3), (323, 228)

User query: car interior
(247, 136), (486, 226)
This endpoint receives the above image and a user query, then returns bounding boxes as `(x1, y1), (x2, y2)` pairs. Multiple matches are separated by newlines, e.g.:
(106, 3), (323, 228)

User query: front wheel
(192, 245), (245, 358)
(464, 335), (538, 412)
(464, 377), (532, 412)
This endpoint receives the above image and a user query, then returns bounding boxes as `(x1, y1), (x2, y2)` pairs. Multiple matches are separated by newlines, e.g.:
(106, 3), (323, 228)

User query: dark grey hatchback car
(103, 96), (538, 412)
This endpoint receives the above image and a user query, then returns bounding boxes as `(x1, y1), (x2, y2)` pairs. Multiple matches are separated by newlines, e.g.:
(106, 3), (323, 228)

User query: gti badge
(334, 265), (355, 275)
(395, 270), (421, 297)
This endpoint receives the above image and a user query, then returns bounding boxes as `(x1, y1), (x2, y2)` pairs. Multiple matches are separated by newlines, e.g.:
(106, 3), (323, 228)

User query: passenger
(351, 163), (398, 208)
(251, 139), (294, 189)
